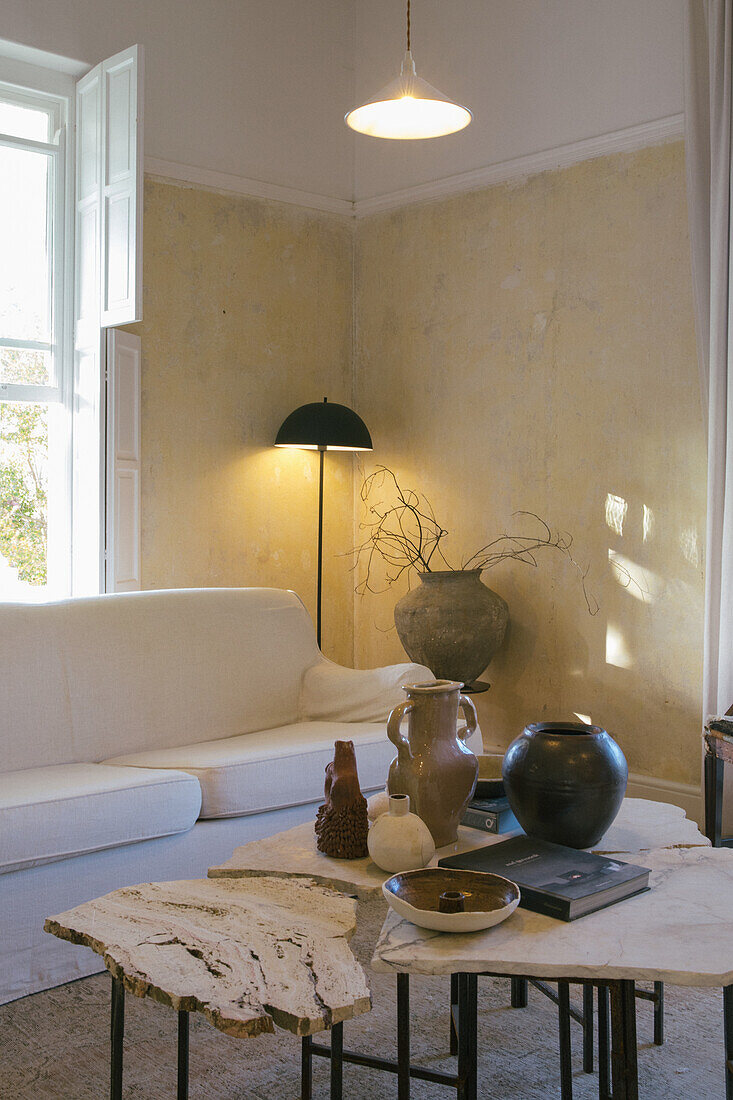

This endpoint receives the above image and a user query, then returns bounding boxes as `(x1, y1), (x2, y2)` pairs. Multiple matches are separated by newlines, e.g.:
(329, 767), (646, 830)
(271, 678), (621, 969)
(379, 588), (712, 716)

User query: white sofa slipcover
(0, 764), (202, 874)
(0, 587), (468, 1005)
(106, 720), (407, 818)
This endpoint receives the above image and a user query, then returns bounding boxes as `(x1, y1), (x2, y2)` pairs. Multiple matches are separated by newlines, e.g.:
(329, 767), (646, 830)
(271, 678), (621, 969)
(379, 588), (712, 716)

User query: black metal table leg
(582, 983), (594, 1073)
(330, 1021), (343, 1099)
(456, 974), (478, 1100)
(651, 981), (664, 1045)
(724, 985), (733, 1100)
(397, 973), (410, 1100)
(177, 1011), (189, 1100)
(609, 980), (638, 1100)
(301, 1035), (313, 1100)
(558, 981), (572, 1100)
(450, 973), (459, 1055)
(598, 985), (610, 1100)
(511, 977), (528, 1008)
(110, 977), (125, 1100)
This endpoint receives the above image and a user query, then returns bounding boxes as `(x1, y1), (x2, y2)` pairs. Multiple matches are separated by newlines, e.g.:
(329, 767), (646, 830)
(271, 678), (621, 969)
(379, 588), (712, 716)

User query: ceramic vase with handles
(387, 679), (479, 847)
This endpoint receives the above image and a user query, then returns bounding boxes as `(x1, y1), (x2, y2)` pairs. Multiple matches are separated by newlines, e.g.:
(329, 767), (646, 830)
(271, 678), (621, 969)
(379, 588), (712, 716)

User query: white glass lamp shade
(345, 52), (472, 140)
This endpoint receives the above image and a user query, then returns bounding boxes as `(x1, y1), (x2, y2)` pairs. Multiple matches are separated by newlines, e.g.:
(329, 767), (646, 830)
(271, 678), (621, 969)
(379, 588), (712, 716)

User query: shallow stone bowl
(382, 867), (520, 933)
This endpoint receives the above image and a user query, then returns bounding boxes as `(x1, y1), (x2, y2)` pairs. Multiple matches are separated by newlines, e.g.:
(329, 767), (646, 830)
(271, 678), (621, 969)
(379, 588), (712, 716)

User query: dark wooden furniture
(704, 717), (733, 846)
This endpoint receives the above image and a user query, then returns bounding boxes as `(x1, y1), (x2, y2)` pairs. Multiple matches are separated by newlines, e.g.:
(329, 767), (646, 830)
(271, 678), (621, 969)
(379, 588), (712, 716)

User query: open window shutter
(106, 329), (141, 591)
(72, 63), (105, 595)
(100, 45), (143, 326)
(72, 45), (143, 594)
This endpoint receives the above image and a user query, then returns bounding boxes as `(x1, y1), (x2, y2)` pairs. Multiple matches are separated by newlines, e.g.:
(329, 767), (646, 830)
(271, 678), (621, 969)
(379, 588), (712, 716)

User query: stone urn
(502, 722), (628, 849)
(394, 570), (509, 684)
(387, 679), (479, 846)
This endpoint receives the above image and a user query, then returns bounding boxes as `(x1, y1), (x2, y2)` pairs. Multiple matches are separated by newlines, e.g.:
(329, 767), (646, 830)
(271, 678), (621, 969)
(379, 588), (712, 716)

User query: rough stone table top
(371, 846), (733, 987)
(45, 875), (371, 1037)
(209, 798), (709, 898)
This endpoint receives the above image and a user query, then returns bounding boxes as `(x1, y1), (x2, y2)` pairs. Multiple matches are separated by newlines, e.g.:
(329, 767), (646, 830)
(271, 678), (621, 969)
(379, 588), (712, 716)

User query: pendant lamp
(345, 0), (472, 140)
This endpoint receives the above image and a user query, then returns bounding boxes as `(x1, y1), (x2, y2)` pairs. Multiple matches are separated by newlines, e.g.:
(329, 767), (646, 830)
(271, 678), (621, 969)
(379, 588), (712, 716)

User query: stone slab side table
(209, 798), (710, 1099)
(373, 845), (733, 1100)
(45, 875), (370, 1099)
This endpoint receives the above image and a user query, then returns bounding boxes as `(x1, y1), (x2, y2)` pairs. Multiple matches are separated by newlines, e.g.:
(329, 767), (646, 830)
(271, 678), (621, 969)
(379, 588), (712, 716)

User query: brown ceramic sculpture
(387, 680), (479, 847)
(315, 740), (369, 859)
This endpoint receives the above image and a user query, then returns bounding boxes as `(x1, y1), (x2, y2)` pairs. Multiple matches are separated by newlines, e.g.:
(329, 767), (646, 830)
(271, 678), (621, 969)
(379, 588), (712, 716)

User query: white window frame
(0, 65), (75, 598)
(0, 42), (143, 600)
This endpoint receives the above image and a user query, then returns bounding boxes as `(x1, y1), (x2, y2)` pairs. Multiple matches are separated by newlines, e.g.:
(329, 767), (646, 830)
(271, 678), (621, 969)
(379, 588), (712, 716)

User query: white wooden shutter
(100, 45), (143, 326)
(105, 329), (141, 592)
(72, 64), (105, 595)
(71, 45), (143, 594)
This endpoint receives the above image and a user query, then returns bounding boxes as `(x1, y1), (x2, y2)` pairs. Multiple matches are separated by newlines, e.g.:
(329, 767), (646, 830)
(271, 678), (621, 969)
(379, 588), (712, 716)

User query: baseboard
(626, 771), (702, 827)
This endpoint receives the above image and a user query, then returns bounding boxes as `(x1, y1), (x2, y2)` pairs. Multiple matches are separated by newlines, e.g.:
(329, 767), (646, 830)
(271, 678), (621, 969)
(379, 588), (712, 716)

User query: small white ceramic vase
(367, 793), (436, 873)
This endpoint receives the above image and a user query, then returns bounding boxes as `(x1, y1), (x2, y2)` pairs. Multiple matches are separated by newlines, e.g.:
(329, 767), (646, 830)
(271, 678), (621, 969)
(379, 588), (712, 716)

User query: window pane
(0, 400), (48, 595)
(0, 347), (51, 386)
(0, 145), (52, 344)
(0, 99), (51, 142)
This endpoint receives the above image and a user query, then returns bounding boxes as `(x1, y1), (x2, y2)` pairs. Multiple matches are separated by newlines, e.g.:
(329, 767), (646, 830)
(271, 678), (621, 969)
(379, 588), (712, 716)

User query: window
(0, 44), (142, 601)
(0, 83), (71, 599)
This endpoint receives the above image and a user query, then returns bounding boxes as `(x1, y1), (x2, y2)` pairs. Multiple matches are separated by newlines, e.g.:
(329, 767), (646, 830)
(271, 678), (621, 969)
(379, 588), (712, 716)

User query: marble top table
(372, 844), (733, 986)
(209, 797), (709, 896)
(210, 799), (711, 1100)
(45, 875), (370, 1038)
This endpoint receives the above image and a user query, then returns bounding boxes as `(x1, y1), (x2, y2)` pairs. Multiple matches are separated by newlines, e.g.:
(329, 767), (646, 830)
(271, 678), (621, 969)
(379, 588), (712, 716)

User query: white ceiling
(0, 0), (684, 206)
(352, 0), (685, 202)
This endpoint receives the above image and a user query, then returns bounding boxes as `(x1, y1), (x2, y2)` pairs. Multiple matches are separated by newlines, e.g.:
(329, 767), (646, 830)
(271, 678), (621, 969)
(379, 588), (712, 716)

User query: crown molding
(144, 157), (355, 217)
(144, 114), (684, 222)
(353, 113), (685, 218)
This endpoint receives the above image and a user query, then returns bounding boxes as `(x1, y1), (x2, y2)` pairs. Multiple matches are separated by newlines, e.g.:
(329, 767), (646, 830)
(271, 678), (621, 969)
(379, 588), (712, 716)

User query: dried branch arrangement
(353, 465), (599, 614)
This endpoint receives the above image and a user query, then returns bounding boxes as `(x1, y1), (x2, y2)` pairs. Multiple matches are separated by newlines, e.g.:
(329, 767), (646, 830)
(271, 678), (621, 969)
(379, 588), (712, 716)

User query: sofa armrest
(300, 659), (433, 724)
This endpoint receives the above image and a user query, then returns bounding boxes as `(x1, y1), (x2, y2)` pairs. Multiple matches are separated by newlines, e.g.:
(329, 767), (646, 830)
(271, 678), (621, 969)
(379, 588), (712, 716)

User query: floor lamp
(275, 398), (373, 649)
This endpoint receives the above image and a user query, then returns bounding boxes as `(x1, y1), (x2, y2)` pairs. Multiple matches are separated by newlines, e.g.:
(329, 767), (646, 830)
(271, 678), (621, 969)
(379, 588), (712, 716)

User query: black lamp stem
(316, 446), (325, 649)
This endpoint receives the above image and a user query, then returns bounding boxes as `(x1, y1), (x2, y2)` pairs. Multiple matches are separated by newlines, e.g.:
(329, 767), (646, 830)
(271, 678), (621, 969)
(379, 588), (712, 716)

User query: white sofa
(0, 587), (482, 1005)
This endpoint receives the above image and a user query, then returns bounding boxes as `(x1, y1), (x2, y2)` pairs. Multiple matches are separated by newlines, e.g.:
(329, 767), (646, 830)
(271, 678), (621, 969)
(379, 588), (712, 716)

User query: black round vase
(502, 722), (628, 849)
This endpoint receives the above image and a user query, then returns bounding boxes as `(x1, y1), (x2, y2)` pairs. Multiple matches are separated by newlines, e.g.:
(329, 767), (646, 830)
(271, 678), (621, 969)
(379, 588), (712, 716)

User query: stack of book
(461, 795), (519, 835)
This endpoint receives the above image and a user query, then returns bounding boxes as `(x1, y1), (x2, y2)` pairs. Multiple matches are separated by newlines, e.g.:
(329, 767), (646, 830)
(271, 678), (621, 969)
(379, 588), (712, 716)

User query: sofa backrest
(0, 588), (321, 773)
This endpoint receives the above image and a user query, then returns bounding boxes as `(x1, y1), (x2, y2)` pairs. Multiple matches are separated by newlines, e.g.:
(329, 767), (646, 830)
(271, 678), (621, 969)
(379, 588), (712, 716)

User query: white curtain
(685, 0), (733, 718)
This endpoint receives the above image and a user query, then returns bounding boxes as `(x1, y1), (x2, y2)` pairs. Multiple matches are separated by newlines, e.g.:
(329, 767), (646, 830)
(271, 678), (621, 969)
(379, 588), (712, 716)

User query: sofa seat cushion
(0, 764), (202, 875)
(105, 721), (401, 819)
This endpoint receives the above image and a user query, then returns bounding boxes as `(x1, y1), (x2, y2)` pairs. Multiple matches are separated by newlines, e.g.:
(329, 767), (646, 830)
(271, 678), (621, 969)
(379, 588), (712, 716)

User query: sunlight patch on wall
(606, 623), (633, 669)
(679, 526), (699, 566)
(605, 493), (627, 536)
(642, 504), (655, 543)
(608, 548), (663, 604)
(574, 712), (592, 725)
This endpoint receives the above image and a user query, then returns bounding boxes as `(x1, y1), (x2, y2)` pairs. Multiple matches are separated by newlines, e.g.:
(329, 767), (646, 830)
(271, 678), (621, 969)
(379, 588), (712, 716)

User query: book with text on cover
(439, 834), (650, 921)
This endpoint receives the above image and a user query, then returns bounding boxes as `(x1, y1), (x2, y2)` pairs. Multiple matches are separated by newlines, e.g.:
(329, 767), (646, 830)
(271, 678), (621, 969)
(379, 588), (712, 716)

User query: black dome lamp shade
(274, 398), (373, 451)
(275, 398), (373, 647)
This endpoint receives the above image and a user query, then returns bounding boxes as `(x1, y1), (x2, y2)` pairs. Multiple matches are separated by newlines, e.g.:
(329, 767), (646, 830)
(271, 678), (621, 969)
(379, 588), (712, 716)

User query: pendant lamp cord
(406, 0), (411, 51)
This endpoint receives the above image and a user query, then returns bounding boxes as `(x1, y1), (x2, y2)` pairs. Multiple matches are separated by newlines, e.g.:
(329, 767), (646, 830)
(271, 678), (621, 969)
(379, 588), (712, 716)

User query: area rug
(0, 896), (726, 1098)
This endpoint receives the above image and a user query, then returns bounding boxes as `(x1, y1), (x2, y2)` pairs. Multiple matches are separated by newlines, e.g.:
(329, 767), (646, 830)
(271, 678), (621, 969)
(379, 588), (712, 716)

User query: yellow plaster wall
(127, 179), (356, 665)
(354, 142), (705, 786)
